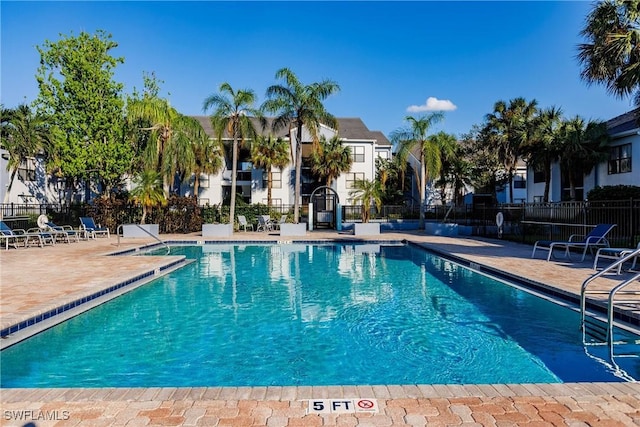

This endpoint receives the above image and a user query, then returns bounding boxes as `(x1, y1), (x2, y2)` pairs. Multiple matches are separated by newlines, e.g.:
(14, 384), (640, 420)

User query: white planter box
(425, 222), (458, 236)
(121, 224), (160, 238)
(202, 223), (233, 237)
(280, 223), (307, 237)
(353, 223), (381, 236)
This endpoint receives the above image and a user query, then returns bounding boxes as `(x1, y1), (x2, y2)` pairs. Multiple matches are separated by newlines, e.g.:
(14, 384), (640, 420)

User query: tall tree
(126, 97), (203, 196)
(309, 135), (353, 188)
(558, 116), (610, 200)
(35, 30), (130, 201)
(203, 83), (262, 225)
(483, 97), (538, 203)
(431, 132), (470, 206)
(251, 134), (290, 207)
(0, 104), (52, 204)
(349, 178), (382, 223)
(460, 124), (505, 203)
(129, 170), (166, 224)
(578, 0), (640, 105)
(390, 113), (444, 228)
(263, 68), (340, 223)
(190, 131), (223, 200)
(522, 106), (564, 203)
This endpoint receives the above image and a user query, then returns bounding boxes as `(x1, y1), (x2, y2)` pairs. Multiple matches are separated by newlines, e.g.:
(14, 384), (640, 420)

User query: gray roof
(191, 115), (390, 144)
(606, 107), (640, 136)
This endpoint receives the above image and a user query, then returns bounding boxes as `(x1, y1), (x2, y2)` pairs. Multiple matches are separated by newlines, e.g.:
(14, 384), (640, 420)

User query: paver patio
(1, 230), (639, 426)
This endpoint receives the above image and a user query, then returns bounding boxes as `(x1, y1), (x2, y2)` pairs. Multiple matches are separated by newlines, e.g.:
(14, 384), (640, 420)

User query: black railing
(2, 199), (638, 247)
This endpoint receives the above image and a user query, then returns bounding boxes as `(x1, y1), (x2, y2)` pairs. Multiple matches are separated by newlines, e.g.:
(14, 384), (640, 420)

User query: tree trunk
(229, 135), (239, 225)
(267, 168), (272, 207)
(419, 154), (426, 229)
(293, 125), (303, 223)
(3, 168), (17, 204)
(141, 206), (147, 224)
(193, 174), (200, 200)
(543, 159), (551, 203)
(508, 168), (514, 204)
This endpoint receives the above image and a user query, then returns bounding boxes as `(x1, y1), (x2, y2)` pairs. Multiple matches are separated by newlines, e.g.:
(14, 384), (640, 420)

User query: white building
(1, 117), (392, 212)
(527, 108), (640, 202)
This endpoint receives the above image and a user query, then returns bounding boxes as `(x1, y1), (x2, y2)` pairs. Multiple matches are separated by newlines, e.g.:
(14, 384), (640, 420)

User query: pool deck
(1, 230), (639, 426)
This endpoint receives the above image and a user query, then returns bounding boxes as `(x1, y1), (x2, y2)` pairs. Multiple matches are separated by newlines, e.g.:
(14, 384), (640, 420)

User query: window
(351, 146), (365, 163)
(513, 180), (526, 189)
(262, 171), (282, 189)
(18, 158), (36, 181)
(609, 143), (632, 174)
(346, 172), (365, 189)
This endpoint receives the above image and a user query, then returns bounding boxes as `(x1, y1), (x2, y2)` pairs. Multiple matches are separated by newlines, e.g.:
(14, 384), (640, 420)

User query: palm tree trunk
(508, 169), (514, 204)
(293, 125), (303, 223)
(543, 159), (551, 203)
(193, 174), (200, 200)
(141, 206), (147, 225)
(230, 135), (239, 225)
(3, 168), (18, 205)
(267, 168), (272, 207)
(419, 156), (426, 229)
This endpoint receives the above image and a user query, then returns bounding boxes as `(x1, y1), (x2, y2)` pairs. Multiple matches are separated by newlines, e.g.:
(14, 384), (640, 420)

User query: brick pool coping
(2, 230), (639, 426)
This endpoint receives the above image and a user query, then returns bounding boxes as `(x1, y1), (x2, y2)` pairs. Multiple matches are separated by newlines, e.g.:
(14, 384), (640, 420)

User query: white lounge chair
(593, 241), (640, 274)
(257, 215), (273, 232)
(531, 224), (616, 262)
(0, 221), (46, 249)
(80, 216), (110, 239)
(237, 215), (253, 232)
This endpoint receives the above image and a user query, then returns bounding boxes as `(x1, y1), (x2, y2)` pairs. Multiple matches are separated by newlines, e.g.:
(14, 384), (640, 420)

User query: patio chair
(0, 221), (47, 249)
(237, 215), (253, 232)
(256, 215), (273, 232)
(531, 224), (616, 262)
(272, 214), (288, 230)
(79, 216), (110, 239)
(593, 241), (640, 274)
(45, 221), (81, 243)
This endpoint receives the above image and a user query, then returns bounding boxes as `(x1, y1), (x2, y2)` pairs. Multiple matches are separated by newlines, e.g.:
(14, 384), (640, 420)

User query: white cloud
(407, 97), (457, 112)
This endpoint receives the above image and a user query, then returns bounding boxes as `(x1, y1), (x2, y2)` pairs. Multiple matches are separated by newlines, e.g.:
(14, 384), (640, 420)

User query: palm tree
(432, 132), (471, 206)
(127, 97), (202, 196)
(250, 134), (290, 207)
(390, 113), (444, 228)
(578, 0), (640, 105)
(558, 116), (610, 200)
(349, 178), (382, 223)
(0, 104), (51, 204)
(203, 83), (262, 225)
(483, 97), (538, 203)
(190, 129), (223, 199)
(129, 170), (167, 224)
(263, 68), (340, 223)
(309, 135), (353, 188)
(522, 106), (564, 203)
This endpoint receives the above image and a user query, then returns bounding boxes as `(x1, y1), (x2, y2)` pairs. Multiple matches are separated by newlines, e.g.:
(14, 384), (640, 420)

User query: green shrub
(587, 185), (640, 201)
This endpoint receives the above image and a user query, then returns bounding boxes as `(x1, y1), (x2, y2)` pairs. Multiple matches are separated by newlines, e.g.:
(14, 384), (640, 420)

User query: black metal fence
(2, 199), (638, 248)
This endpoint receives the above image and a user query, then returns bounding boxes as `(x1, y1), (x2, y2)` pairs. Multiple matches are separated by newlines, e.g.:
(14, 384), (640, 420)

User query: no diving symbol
(357, 399), (374, 409)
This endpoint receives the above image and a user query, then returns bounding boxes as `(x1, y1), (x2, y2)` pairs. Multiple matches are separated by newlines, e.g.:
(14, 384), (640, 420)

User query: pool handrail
(580, 247), (640, 345)
(116, 224), (171, 255)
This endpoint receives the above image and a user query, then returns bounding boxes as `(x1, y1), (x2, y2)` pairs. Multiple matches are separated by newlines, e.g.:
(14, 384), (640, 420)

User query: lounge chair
(593, 241), (640, 274)
(45, 221), (81, 243)
(531, 224), (616, 262)
(0, 221), (46, 249)
(79, 216), (110, 239)
(257, 215), (273, 232)
(272, 215), (288, 230)
(237, 215), (253, 232)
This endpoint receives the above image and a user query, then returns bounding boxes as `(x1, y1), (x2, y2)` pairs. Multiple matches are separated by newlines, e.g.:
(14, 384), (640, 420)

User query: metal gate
(310, 186), (340, 229)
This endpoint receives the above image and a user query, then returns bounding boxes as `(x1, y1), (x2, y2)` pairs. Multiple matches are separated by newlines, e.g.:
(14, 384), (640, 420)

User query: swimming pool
(1, 242), (639, 387)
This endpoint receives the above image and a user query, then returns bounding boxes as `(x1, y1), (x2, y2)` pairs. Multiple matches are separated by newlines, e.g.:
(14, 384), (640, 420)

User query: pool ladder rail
(580, 247), (640, 359)
(116, 224), (171, 255)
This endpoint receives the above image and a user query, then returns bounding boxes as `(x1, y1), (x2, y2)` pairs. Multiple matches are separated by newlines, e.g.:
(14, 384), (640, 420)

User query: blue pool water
(1, 243), (639, 387)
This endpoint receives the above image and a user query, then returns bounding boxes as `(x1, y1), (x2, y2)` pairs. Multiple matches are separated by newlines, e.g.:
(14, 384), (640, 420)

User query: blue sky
(1, 1), (635, 139)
